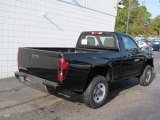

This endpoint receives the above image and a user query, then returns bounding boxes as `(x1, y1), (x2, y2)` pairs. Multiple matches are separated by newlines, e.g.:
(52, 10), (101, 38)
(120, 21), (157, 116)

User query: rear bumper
(15, 71), (61, 92)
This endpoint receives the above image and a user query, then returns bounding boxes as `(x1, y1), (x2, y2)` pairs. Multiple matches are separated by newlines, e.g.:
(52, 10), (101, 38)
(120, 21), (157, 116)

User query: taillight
(58, 58), (69, 81)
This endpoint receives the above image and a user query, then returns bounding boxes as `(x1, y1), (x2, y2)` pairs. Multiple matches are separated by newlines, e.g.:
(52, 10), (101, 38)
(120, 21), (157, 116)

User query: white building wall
(0, 0), (117, 79)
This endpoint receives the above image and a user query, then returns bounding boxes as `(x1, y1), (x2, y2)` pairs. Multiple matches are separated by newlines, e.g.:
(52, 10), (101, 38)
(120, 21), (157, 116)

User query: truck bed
(18, 47), (116, 86)
(18, 47), (76, 84)
(30, 47), (76, 53)
(17, 47), (105, 84)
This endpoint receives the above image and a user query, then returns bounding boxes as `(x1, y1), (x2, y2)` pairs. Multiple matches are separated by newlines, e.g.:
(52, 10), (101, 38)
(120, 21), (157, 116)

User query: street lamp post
(126, 0), (131, 34)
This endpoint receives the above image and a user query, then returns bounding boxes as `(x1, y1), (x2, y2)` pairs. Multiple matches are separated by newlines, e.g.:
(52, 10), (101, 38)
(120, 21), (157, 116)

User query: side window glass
(122, 36), (138, 51)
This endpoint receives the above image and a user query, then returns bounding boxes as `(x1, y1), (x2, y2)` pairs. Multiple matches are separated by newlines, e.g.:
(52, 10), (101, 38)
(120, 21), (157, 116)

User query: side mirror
(131, 48), (139, 54)
(138, 48), (143, 52)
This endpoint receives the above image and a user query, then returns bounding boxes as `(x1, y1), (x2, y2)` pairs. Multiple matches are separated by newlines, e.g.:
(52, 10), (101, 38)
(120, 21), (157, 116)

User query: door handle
(123, 55), (131, 60)
(123, 56), (128, 60)
(127, 55), (131, 57)
(134, 59), (140, 62)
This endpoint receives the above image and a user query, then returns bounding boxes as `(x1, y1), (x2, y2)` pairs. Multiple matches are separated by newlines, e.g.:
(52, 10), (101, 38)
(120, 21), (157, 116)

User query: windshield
(77, 32), (117, 50)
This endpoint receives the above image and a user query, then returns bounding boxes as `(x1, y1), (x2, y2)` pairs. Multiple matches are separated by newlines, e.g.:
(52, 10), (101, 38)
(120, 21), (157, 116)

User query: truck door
(121, 35), (144, 77)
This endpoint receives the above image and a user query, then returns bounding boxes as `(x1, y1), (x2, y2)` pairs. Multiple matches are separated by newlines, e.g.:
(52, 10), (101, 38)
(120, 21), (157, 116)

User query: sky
(139, 0), (160, 18)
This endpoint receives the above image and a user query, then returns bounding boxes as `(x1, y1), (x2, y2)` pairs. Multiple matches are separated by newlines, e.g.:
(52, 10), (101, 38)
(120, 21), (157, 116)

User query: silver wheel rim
(93, 83), (106, 103)
(146, 69), (151, 83)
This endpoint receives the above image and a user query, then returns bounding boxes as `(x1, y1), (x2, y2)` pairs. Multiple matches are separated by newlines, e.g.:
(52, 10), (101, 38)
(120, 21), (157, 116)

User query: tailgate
(18, 48), (60, 83)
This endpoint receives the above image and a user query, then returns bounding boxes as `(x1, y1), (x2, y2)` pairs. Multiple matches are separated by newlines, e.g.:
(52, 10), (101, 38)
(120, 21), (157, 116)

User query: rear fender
(84, 65), (111, 90)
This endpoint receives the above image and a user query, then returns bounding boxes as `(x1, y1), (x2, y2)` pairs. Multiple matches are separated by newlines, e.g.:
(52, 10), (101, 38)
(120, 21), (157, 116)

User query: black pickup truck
(15, 31), (154, 108)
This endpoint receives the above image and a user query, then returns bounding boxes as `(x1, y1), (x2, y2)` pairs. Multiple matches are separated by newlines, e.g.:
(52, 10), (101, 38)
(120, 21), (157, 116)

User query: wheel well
(141, 59), (154, 75)
(84, 66), (111, 90)
(145, 59), (154, 68)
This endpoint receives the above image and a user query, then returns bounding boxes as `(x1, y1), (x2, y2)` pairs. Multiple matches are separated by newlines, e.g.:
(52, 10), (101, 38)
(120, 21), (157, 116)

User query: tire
(139, 65), (153, 86)
(83, 75), (108, 109)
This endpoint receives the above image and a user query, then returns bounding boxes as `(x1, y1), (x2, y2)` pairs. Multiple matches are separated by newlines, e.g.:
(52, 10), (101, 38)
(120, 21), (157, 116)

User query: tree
(129, 6), (151, 36)
(115, 0), (140, 33)
(150, 16), (160, 36)
(116, 0), (160, 37)
(115, 8), (127, 32)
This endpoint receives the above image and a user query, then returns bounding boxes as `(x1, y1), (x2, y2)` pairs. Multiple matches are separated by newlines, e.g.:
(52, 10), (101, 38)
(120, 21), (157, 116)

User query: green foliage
(116, 0), (160, 37)
(129, 6), (151, 36)
(115, 8), (127, 32)
(150, 17), (160, 36)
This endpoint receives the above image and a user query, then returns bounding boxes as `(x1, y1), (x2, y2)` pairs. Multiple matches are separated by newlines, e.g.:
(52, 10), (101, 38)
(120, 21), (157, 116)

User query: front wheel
(139, 65), (153, 86)
(83, 76), (108, 109)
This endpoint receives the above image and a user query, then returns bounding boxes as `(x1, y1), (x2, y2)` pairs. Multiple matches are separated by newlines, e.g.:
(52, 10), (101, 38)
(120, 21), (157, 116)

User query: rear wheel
(83, 76), (108, 109)
(139, 65), (153, 86)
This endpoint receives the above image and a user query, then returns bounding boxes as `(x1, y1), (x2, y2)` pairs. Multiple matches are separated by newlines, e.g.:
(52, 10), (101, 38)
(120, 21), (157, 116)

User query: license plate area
(23, 75), (48, 92)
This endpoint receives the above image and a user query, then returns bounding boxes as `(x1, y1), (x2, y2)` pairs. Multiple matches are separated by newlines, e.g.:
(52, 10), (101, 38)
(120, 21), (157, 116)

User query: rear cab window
(76, 32), (118, 51)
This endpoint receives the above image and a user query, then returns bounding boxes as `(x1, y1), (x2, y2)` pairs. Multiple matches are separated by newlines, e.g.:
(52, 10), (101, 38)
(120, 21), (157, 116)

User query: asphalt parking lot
(0, 51), (160, 120)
